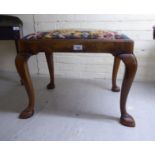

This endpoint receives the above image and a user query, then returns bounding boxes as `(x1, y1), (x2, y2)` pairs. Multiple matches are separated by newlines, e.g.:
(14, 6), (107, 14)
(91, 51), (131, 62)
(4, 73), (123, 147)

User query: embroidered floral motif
(23, 29), (129, 40)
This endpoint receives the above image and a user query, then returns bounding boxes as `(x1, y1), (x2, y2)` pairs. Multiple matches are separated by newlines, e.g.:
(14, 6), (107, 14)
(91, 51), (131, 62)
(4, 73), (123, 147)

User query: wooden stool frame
(15, 39), (137, 127)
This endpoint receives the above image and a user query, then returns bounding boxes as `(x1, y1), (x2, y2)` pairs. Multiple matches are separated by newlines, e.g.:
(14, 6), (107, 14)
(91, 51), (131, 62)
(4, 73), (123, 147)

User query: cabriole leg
(15, 53), (35, 119)
(112, 56), (121, 92)
(45, 52), (55, 89)
(118, 54), (137, 127)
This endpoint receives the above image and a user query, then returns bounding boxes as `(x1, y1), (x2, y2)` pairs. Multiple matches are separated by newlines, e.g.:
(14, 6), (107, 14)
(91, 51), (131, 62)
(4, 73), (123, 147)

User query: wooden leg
(45, 52), (55, 89)
(15, 40), (24, 85)
(15, 53), (35, 119)
(118, 54), (137, 127)
(111, 56), (121, 92)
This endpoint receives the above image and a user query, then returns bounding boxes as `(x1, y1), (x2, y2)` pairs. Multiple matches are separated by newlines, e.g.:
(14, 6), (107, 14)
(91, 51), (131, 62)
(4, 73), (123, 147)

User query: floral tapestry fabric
(23, 29), (130, 40)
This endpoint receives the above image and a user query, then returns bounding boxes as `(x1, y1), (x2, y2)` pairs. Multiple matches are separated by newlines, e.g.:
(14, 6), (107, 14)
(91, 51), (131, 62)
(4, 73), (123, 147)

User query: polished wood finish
(15, 53), (35, 119)
(111, 57), (121, 92)
(15, 38), (137, 127)
(18, 39), (134, 54)
(45, 53), (55, 89)
(118, 54), (137, 127)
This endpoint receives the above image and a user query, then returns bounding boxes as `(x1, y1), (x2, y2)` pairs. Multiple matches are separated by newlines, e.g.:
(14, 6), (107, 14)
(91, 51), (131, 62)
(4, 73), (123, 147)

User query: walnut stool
(15, 29), (137, 127)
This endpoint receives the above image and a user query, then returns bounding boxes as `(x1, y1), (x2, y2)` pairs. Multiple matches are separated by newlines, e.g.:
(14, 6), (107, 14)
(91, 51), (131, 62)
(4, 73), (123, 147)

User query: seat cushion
(23, 29), (130, 40)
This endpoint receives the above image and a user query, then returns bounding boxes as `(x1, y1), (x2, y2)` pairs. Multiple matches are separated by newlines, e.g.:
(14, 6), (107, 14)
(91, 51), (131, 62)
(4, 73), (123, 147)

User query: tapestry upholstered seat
(15, 29), (137, 127)
(23, 29), (129, 40)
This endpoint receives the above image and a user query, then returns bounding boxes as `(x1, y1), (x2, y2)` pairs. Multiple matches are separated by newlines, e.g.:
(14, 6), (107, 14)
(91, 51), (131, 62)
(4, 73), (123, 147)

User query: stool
(15, 29), (137, 127)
